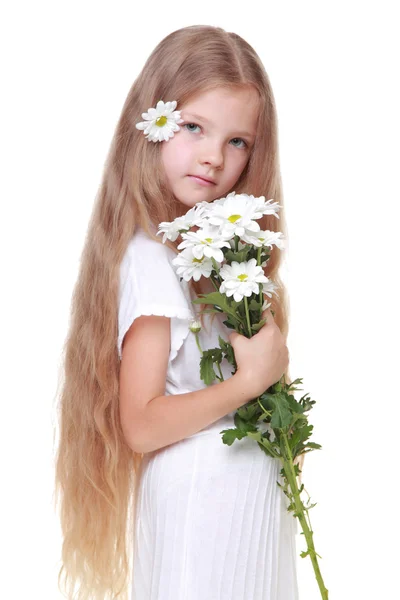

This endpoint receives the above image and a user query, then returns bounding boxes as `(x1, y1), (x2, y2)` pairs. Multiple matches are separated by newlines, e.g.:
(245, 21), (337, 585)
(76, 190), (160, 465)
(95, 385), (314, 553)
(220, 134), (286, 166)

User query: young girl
(54, 24), (301, 600)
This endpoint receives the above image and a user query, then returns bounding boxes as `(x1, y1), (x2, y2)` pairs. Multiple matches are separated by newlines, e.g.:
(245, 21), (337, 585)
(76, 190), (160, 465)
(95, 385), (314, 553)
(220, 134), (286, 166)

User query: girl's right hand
(228, 307), (289, 398)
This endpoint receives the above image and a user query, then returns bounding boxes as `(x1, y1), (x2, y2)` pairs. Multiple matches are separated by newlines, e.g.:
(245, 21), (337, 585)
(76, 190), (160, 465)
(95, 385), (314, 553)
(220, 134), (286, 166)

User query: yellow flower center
(192, 257), (203, 263)
(228, 214), (241, 223)
(237, 274), (248, 281)
(204, 238), (213, 243)
(155, 115), (167, 127)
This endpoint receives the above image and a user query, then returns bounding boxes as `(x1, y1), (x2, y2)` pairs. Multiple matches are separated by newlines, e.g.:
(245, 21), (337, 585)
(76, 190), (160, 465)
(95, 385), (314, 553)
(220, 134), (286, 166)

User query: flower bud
(189, 319), (202, 333)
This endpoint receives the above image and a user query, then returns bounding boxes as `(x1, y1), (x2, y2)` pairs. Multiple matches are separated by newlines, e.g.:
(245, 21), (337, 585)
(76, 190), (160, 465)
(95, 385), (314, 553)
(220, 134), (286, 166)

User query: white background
(1, 1), (399, 598)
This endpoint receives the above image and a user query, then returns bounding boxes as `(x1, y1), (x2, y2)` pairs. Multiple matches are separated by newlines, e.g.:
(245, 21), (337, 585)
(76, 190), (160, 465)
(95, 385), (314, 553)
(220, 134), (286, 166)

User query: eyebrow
(183, 112), (256, 139)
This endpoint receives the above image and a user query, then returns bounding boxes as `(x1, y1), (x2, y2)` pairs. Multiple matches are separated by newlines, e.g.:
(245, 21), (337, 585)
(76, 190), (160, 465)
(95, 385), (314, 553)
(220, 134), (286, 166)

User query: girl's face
(160, 86), (260, 209)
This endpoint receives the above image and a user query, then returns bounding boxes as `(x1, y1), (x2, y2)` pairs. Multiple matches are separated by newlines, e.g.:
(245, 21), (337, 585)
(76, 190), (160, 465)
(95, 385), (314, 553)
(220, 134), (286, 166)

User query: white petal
(193, 245), (204, 259)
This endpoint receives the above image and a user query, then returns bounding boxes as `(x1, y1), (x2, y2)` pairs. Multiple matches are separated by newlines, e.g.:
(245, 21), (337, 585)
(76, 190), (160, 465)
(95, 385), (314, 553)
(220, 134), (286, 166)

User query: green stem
(211, 257), (223, 285)
(248, 430), (281, 459)
(194, 333), (203, 356)
(257, 247), (263, 306)
(235, 235), (239, 252)
(209, 276), (219, 292)
(216, 362), (224, 381)
(243, 295), (252, 337)
(281, 434), (329, 599)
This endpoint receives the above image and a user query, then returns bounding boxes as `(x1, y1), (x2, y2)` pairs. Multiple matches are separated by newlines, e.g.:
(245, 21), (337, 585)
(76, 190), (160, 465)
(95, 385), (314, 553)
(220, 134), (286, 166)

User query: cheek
(161, 137), (189, 171)
(228, 155), (249, 180)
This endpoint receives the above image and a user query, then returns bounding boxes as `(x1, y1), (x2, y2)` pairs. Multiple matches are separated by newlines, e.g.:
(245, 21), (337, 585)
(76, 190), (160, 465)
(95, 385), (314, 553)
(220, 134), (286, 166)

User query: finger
(262, 307), (275, 321)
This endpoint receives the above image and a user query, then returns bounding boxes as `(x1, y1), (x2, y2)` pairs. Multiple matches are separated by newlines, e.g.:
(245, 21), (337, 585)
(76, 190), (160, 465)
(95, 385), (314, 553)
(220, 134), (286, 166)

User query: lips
(189, 175), (216, 184)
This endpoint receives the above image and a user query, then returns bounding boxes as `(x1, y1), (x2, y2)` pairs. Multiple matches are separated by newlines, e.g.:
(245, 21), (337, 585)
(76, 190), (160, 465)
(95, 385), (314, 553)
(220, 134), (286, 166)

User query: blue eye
(231, 138), (247, 149)
(184, 123), (201, 133)
(184, 123), (248, 149)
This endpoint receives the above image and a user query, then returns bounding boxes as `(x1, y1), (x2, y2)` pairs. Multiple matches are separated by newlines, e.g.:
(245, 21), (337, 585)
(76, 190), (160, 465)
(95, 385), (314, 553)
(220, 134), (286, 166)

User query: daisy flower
(219, 258), (269, 302)
(207, 192), (261, 238)
(241, 229), (286, 249)
(135, 100), (184, 142)
(252, 196), (282, 219)
(157, 205), (206, 243)
(262, 278), (277, 298)
(177, 225), (231, 263)
(172, 247), (214, 282)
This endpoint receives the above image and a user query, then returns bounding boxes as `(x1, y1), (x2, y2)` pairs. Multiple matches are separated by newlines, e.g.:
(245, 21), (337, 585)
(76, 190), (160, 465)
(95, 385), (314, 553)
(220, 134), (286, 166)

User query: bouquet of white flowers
(157, 191), (329, 599)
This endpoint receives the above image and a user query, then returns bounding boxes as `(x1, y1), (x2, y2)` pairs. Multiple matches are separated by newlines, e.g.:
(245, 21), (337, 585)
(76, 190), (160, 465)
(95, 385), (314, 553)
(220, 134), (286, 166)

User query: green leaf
(192, 291), (240, 323)
(218, 335), (229, 350)
(218, 336), (237, 369)
(252, 432), (281, 458)
(256, 440), (276, 458)
(199, 352), (217, 385)
(199, 348), (223, 384)
(305, 442), (322, 450)
(288, 424), (314, 451)
(293, 463), (301, 477)
(286, 377), (304, 391)
(236, 302), (247, 319)
(233, 412), (258, 434)
(220, 428), (248, 445)
(224, 248), (251, 263)
(248, 298), (262, 311)
(286, 394), (305, 414)
(251, 318), (267, 332)
(259, 392), (292, 429)
(236, 403), (259, 422)
(260, 251), (271, 263)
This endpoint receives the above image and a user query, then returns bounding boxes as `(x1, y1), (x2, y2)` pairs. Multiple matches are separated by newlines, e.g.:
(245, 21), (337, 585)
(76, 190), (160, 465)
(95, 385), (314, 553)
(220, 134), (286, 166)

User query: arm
(132, 371), (253, 453)
(119, 314), (254, 454)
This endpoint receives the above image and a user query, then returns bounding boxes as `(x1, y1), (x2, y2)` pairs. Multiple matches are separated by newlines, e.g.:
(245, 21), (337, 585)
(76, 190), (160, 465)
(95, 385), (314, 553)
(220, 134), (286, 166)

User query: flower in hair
(135, 100), (184, 142)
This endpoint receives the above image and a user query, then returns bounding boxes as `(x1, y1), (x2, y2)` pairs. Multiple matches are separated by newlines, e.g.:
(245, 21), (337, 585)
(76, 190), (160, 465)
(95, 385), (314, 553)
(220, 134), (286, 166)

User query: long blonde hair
(53, 24), (297, 600)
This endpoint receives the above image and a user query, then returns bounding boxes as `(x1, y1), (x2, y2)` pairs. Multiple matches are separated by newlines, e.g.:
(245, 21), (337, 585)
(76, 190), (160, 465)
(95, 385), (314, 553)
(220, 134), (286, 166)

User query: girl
(54, 24), (301, 600)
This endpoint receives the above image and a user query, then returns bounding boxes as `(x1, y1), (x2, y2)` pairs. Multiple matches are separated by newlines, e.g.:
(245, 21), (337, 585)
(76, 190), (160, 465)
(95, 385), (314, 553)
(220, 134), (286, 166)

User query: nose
(198, 139), (224, 170)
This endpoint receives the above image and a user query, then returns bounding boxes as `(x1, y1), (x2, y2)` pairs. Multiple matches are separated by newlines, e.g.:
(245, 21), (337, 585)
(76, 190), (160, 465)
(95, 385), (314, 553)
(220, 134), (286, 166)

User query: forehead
(180, 87), (260, 136)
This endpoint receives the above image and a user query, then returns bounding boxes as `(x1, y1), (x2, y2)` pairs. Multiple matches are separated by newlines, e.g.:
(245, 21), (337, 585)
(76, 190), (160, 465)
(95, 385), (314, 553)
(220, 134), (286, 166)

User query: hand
(229, 307), (289, 398)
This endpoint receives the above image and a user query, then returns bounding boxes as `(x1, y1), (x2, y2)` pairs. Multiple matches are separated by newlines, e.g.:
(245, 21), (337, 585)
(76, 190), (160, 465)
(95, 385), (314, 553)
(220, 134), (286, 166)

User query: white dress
(118, 226), (299, 600)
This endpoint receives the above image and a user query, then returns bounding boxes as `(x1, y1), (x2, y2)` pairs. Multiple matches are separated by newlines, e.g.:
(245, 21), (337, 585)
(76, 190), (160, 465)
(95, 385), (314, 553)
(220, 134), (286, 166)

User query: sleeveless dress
(118, 225), (299, 600)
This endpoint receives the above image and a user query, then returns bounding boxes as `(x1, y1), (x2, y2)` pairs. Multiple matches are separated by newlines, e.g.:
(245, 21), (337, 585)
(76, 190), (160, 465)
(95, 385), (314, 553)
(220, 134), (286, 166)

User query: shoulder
(117, 225), (194, 362)
(119, 224), (190, 302)
(121, 226), (177, 273)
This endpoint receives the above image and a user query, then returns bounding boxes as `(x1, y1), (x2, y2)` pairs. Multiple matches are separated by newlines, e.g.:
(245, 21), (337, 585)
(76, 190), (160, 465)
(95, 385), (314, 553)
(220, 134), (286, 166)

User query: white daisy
(241, 229), (286, 249)
(135, 100), (184, 142)
(177, 225), (231, 263)
(157, 205), (206, 243)
(172, 247), (214, 282)
(231, 193), (266, 219)
(219, 258), (269, 302)
(207, 192), (261, 239)
(157, 217), (189, 243)
(262, 278), (277, 298)
(252, 196), (282, 219)
(202, 196), (226, 211)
